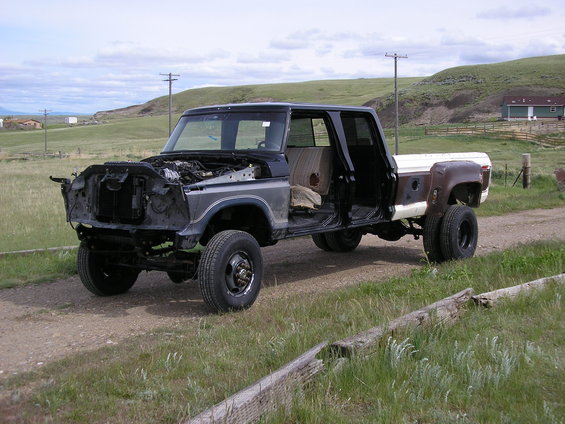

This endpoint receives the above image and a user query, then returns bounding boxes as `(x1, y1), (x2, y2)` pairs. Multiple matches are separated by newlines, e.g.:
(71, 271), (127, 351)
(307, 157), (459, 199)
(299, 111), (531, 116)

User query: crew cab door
(330, 111), (395, 224)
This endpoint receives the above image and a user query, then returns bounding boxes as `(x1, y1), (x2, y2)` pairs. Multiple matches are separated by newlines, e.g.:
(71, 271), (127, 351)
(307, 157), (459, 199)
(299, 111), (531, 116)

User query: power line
(160, 72), (180, 136)
(385, 53), (407, 155)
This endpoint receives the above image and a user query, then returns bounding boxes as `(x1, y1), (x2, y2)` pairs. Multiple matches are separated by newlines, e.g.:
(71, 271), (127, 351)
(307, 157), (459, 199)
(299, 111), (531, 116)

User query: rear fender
(426, 161), (483, 216)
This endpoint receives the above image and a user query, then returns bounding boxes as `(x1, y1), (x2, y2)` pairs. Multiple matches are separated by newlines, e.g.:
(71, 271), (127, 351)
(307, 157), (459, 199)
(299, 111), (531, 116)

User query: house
(3, 119), (43, 129)
(501, 96), (565, 121)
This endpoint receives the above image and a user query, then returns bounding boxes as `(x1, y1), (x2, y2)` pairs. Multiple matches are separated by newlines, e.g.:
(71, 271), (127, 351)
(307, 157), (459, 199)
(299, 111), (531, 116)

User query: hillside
(94, 78), (422, 120)
(95, 55), (565, 125)
(372, 54), (565, 125)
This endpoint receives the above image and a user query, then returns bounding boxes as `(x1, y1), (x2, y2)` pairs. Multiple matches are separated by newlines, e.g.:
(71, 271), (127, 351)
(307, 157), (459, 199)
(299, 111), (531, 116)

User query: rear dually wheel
(440, 205), (478, 260)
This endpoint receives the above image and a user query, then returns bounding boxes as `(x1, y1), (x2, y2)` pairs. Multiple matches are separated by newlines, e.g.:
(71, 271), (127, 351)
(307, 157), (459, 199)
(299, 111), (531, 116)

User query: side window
(288, 115), (331, 147)
(341, 113), (376, 146)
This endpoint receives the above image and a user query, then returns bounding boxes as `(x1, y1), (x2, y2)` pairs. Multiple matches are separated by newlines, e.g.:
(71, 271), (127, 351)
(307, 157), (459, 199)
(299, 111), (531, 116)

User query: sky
(1, 0), (564, 114)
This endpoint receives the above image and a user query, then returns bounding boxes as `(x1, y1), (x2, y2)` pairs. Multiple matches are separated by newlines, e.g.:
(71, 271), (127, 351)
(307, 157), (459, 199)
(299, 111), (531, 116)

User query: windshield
(163, 111), (287, 152)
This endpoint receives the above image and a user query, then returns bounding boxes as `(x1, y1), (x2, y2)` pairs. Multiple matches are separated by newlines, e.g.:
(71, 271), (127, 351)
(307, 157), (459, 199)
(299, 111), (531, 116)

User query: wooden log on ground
(472, 273), (565, 308)
(331, 288), (473, 356)
(185, 342), (327, 424)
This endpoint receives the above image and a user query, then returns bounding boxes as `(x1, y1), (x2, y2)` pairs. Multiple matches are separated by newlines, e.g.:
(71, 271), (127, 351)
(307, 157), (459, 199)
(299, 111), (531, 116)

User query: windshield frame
(162, 110), (288, 153)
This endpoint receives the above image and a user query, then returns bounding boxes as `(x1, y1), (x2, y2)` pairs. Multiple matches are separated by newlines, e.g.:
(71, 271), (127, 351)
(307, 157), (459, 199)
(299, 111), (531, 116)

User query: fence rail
(424, 125), (565, 148)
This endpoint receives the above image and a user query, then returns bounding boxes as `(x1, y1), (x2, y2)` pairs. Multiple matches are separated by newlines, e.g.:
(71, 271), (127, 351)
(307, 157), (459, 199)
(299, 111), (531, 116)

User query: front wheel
(77, 244), (139, 296)
(440, 205), (478, 260)
(198, 230), (263, 312)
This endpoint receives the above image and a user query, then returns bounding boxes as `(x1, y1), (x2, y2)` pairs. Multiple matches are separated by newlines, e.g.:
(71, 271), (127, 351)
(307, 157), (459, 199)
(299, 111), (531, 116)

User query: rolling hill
(95, 55), (565, 125)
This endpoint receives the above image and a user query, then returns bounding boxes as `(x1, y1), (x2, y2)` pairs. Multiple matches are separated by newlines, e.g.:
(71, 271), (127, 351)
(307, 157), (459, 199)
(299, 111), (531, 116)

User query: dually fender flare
(425, 161), (483, 216)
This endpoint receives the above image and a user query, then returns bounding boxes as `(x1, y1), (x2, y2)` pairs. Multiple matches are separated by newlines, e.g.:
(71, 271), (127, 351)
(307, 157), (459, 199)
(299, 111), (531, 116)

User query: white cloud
(0, 0), (564, 113)
(476, 6), (551, 20)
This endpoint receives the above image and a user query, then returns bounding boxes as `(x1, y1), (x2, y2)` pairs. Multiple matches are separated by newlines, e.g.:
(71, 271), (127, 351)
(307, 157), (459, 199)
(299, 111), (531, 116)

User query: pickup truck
(53, 103), (491, 312)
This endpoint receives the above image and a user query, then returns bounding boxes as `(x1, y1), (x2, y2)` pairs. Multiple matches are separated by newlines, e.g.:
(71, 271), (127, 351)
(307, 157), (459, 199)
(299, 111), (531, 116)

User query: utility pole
(160, 72), (180, 136)
(40, 109), (51, 153)
(385, 53), (407, 155)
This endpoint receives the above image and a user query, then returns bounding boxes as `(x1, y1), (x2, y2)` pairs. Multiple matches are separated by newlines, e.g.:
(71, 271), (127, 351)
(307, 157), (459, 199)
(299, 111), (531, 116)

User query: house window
(550, 106), (557, 113)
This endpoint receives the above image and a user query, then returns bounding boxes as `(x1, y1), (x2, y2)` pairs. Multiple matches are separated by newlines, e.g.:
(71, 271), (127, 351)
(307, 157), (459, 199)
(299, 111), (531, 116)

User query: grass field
(2, 241), (563, 423)
(0, 115), (169, 154)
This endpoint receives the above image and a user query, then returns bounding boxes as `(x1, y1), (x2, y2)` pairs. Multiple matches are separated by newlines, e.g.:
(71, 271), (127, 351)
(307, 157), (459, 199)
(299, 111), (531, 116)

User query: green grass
(2, 241), (563, 423)
(414, 54), (565, 98)
(479, 175), (565, 216)
(0, 115), (169, 154)
(269, 288), (564, 423)
(116, 77), (423, 120)
(0, 250), (76, 289)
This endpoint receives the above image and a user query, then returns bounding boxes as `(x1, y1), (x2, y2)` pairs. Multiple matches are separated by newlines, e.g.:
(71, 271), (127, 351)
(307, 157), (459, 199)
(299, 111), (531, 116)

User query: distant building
(65, 116), (78, 125)
(501, 96), (565, 121)
(3, 119), (42, 129)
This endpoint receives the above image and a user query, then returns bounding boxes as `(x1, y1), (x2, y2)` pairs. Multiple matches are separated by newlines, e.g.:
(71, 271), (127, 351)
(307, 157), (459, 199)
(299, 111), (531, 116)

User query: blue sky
(1, 0), (563, 114)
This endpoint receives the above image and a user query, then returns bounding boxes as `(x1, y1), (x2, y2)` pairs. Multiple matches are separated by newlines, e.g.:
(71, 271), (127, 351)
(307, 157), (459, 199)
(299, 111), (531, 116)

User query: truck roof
(182, 102), (375, 115)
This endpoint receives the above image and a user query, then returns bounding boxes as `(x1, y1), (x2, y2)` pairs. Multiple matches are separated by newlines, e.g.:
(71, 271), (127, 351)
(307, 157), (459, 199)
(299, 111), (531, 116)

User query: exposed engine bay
(144, 156), (260, 184)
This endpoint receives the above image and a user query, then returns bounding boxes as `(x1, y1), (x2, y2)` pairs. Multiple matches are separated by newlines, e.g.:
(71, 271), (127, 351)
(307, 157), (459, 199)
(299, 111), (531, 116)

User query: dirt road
(1, 207), (563, 379)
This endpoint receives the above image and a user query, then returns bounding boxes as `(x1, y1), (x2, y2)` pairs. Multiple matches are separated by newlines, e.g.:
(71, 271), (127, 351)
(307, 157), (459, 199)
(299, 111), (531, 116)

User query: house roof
(5, 119), (41, 124)
(503, 96), (565, 106)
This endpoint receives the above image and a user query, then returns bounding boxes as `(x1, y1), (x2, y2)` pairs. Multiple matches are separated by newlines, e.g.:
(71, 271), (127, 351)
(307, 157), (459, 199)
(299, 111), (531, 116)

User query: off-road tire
(77, 244), (139, 296)
(423, 214), (444, 263)
(440, 205), (478, 260)
(198, 230), (263, 312)
(312, 233), (332, 251)
(324, 229), (363, 252)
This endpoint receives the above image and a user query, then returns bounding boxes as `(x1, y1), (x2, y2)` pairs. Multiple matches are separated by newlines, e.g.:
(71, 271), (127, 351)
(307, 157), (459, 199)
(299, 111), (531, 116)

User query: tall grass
(2, 241), (563, 423)
(267, 286), (564, 423)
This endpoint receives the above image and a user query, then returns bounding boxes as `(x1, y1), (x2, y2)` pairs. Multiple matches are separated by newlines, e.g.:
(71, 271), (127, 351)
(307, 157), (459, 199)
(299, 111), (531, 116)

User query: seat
(286, 146), (333, 196)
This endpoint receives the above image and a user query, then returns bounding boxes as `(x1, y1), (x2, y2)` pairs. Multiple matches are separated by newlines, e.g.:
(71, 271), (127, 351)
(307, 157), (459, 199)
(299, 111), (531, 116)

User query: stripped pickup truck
(53, 103), (491, 312)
